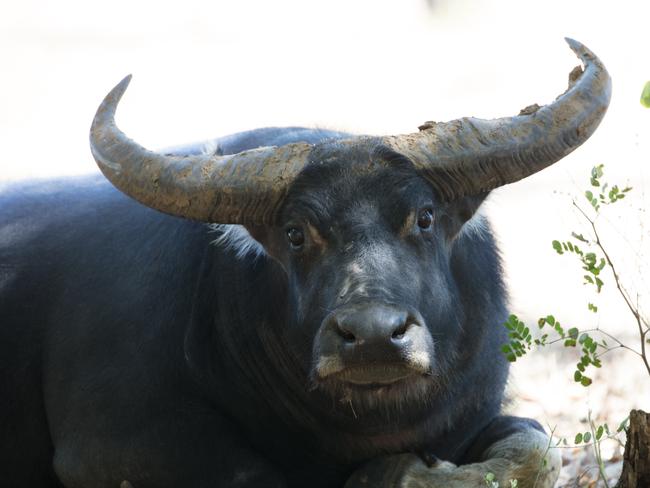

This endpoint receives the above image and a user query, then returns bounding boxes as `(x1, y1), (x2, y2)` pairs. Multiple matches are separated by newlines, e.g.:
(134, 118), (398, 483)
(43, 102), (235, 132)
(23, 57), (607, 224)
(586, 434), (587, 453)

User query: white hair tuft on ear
(208, 224), (266, 259)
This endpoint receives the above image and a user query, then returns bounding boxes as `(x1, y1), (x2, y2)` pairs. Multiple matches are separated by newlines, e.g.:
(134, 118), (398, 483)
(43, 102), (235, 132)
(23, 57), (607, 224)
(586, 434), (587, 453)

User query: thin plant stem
(588, 410), (610, 488)
(572, 201), (650, 378)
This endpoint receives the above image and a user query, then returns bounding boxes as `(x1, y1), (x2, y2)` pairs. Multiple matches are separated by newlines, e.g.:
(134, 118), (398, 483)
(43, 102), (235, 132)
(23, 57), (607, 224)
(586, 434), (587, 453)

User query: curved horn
(90, 75), (312, 224)
(382, 38), (611, 201)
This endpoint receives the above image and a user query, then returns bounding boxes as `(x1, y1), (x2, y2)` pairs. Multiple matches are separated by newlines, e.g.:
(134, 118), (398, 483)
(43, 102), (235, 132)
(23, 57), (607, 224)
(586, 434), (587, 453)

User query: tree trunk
(616, 410), (650, 488)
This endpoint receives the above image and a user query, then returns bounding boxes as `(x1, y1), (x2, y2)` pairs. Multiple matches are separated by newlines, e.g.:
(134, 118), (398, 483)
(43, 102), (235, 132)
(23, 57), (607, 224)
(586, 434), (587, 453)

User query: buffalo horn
(381, 38), (611, 201)
(91, 38), (610, 224)
(90, 76), (312, 224)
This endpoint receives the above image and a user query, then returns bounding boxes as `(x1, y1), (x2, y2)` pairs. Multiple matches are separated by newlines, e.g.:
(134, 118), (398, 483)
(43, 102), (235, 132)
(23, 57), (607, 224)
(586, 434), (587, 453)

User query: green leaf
(572, 232), (589, 243)
(568, 327), (579, 339)
(574, 433), (583, 444)
(583, 432), (592, 443)
(596, 425), (604, 440)
(641, 81), (650, 108)
(534, 335), (548, 346)
(574, 370), (582, 382)
(552, 240), (563, 255)
(546, 315), (556, 326)
(580, 376), (592, 387)
(588, 303), (598, 313)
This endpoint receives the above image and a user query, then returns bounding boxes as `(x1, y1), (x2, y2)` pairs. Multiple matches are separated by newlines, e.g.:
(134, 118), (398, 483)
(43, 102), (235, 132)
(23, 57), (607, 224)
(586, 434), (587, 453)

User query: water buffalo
(0, 38), (610, 487)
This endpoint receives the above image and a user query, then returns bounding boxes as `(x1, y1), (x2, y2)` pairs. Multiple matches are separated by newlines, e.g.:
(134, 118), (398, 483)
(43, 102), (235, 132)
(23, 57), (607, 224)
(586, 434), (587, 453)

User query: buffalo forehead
(286, 168), (430, 237)
(288, 140), (425, 211)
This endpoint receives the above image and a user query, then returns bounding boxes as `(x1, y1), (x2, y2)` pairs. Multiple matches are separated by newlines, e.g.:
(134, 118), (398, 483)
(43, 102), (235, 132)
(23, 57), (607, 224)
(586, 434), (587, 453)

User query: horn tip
(94, 74), (133, 125)
(113, 74), (133, 97)
(564, 37), (581, 49)
(564, 37), (596, 63)
(104, 74), (133, 107)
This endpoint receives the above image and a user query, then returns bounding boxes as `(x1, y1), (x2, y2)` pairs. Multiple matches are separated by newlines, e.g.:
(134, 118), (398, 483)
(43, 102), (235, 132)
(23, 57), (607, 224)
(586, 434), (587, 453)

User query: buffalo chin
(314, 365), (438, 417)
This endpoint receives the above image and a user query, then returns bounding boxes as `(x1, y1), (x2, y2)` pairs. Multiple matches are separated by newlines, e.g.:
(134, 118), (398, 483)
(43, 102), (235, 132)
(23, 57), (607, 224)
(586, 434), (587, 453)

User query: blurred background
(1, 0), (649, 485)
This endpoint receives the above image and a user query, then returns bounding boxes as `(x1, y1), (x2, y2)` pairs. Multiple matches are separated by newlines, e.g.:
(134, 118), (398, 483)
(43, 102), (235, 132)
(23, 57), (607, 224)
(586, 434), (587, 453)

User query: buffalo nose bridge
(327, 304), (419, 346)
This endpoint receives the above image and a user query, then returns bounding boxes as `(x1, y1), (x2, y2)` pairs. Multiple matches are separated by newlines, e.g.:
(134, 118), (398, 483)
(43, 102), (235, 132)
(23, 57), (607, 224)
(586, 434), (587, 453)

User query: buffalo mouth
(314, 362), (437, 416)
(327, 363), (423, 388)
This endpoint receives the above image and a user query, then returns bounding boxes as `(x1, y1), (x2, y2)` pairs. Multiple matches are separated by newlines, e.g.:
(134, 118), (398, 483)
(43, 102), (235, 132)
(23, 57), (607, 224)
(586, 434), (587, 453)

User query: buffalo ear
(244, 224), (270, 246)
(439, 192), (489, 241)
(244, 225), (289, 270)
(245, 224), (286, 255)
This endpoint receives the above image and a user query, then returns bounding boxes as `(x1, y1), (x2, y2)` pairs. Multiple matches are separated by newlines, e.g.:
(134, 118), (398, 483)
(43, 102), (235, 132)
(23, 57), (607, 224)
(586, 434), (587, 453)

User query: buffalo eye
(417, 208), (434, 230)
(286, 227), (305, 249)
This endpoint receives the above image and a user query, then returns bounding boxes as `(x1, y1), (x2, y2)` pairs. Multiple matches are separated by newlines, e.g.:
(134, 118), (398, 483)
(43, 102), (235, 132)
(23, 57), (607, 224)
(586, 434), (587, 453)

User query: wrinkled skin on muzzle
(248, 143), (480, 414)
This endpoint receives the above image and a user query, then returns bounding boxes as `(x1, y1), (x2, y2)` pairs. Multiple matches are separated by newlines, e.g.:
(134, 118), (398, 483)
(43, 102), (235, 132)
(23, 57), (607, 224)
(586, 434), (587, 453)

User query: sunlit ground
(2, 0), (649, 485)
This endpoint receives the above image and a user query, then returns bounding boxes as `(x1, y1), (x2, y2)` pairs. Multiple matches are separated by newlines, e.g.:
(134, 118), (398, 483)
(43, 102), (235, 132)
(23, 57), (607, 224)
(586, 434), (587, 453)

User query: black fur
(0, 127), (535, 487)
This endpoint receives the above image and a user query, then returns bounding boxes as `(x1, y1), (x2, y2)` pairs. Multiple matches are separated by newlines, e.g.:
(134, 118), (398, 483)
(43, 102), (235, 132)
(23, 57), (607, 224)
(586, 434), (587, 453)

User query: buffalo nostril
(337, 325), (357, 344)
(391, 322), (409, 340)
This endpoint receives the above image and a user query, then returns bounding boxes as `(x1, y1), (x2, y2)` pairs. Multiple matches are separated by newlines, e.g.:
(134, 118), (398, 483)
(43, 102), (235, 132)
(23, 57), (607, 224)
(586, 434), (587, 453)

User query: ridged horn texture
(90, 38), (610, 224)
(90, 75), (312, 224)
(381, 38), (611, 201)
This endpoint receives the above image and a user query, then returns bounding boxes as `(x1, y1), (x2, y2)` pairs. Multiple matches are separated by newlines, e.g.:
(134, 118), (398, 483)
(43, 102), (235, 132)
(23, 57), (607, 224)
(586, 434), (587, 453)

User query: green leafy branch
(500, 162), (650, 487)
(552, 238), (606, 292)
(502, 165), (650, 383)
(501, 314), (617, 387)
(584, 164), (632, 211)
(570, 415), (629, 448)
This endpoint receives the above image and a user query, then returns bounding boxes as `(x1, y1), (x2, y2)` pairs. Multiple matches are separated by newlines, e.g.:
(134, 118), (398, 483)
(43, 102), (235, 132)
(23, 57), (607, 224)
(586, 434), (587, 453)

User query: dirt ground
(507, 326), (647, 487)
